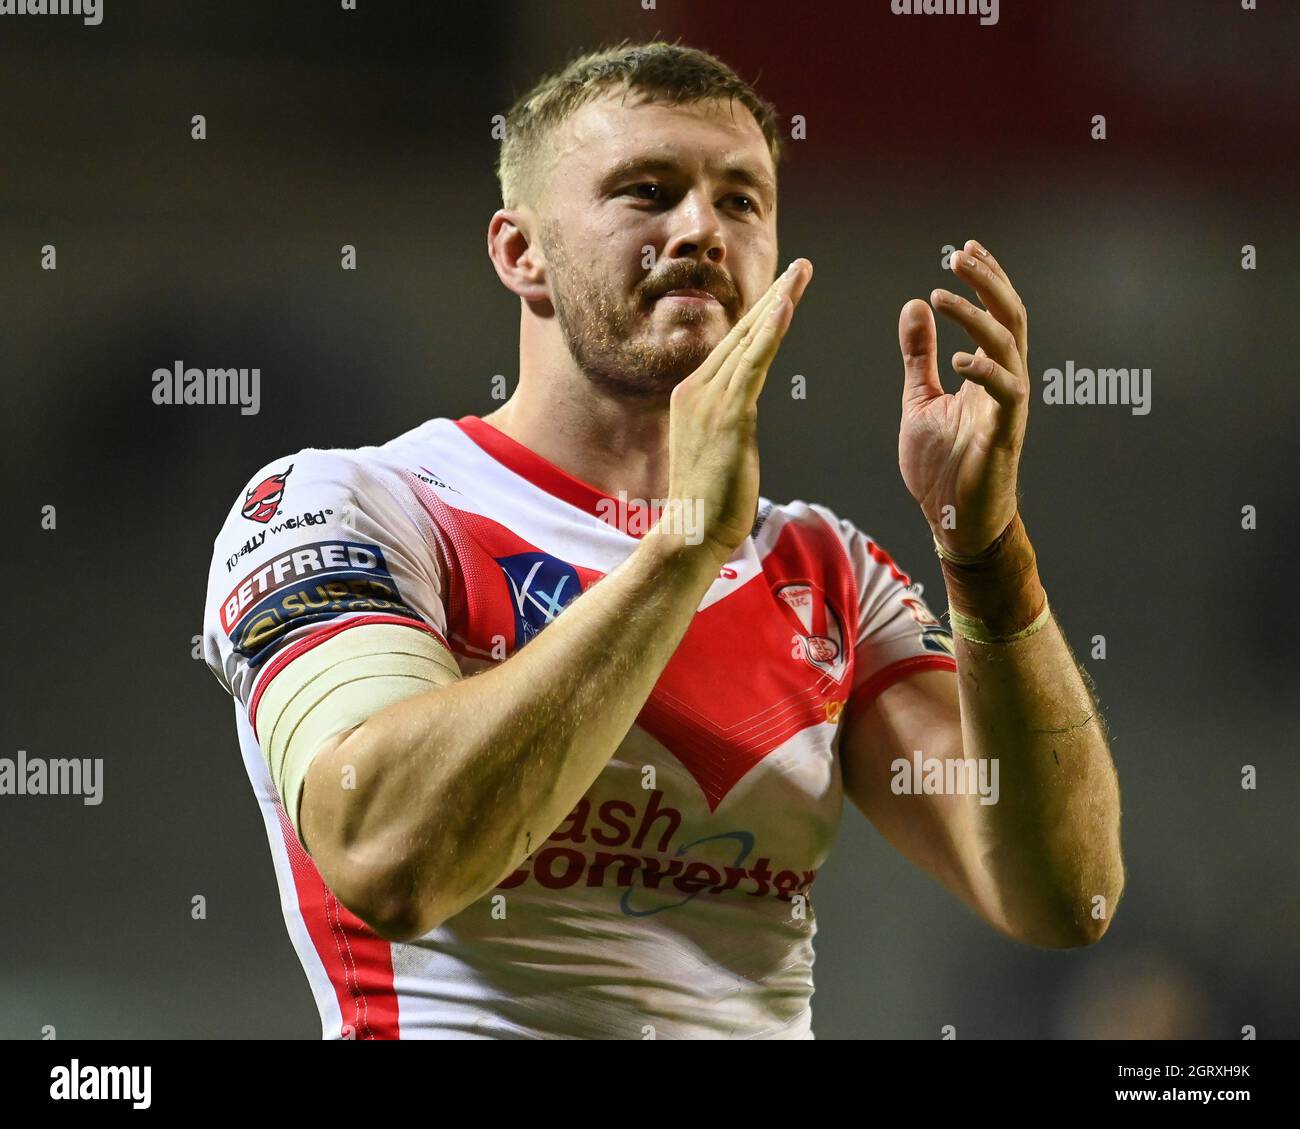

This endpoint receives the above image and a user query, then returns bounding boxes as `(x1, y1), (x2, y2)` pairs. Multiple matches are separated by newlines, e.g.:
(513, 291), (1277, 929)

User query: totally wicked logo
(242, 465), (293, 524)
(224, 508), (335, 573)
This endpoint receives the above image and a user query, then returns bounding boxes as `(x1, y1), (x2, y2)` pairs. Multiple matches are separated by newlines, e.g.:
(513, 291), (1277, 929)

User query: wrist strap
(949, 598), (1051, 645)
(934, 512), (1049, 644)
(932, 515), (1016, 564)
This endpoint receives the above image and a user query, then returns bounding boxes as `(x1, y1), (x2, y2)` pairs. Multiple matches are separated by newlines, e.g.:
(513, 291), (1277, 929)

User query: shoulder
(217, 421), (456, 534)
(757, 500), (937, 634)
(223, 448), (354, 525)
(757, 497), (873, 561)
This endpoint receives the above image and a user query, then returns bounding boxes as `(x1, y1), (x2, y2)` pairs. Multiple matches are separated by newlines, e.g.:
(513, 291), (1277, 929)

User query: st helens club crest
(774, 580), (847, 681)
(242, 465), (293, 524)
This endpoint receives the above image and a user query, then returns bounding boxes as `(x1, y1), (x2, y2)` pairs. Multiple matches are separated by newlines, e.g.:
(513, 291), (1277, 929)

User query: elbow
(297, 746), (449, 943)
(364, 902), (440, 945)
(299, 755), (503, 942)
(1006, 914), (1111, 950)
(1041, 914), (1113, 949)
(302, 797), (444, 941)
(328, 854), (448, 943)
(1020, 882), (1124, 950)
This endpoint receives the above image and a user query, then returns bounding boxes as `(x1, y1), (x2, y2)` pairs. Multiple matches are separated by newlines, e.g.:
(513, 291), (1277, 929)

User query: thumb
(898, 298), (943, 406)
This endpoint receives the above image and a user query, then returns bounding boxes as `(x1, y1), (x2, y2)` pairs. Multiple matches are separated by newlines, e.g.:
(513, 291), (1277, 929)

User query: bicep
(840, 668), (986, 911)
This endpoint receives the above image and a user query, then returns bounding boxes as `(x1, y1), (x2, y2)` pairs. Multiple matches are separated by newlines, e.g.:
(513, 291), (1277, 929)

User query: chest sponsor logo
(496, 789), (818, 914)
(496, 552), (582, 647)
(774, 580), (848, 681)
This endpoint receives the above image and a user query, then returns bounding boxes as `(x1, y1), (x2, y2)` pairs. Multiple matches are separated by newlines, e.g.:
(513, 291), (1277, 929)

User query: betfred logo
(221, 539), (420, 662)
(242, 465), (293, 524)
(220, 540), (388, 632)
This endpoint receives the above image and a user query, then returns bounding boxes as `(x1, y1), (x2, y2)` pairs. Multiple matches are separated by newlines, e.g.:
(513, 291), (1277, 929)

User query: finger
(785, 257), (813, 306)
(712, 259), (810, 389)
(724, 291), (793, 404)
(951, 350), (1026, 443)
(931, 288), (1021, 372)
(696, 260), (808, 385)
(951, 243), (1027, 358)
(964, 239), (1010, 287)
(899, 298), (944, 406)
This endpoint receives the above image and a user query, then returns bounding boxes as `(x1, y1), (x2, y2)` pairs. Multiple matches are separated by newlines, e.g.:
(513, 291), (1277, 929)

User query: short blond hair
(496, 39), (783, 211)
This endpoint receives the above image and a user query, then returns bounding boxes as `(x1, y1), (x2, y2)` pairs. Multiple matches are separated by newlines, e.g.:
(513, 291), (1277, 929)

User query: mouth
(655, 289), (723, 308)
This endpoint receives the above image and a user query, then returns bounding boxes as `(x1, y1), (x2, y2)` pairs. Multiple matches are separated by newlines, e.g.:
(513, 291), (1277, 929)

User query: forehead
(553, 91), (775, 182)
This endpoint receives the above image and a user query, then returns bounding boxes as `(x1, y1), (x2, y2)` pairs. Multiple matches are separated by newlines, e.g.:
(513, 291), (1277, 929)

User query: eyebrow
(597, 155), (776, 206)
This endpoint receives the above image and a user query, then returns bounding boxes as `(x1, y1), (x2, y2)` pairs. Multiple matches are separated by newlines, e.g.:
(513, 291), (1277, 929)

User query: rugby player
(202, 41), (1124, 1039)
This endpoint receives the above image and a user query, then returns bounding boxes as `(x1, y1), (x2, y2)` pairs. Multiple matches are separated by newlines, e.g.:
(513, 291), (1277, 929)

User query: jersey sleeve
(809, 504), (957, 719)
(201, 448), (452, 719)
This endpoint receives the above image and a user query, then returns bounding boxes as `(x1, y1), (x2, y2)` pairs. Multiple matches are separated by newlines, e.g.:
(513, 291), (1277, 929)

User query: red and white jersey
(202, 414), (957, 1039)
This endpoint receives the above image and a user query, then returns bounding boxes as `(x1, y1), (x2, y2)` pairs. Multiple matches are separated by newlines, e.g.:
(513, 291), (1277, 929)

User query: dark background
(2, 0), (1297, 1039)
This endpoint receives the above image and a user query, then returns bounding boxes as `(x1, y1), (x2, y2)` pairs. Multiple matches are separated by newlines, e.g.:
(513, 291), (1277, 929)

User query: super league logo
(241, 464), (293, 524)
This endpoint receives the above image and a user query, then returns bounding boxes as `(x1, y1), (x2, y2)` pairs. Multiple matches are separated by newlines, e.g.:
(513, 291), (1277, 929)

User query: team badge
(774, 581), (848, 681)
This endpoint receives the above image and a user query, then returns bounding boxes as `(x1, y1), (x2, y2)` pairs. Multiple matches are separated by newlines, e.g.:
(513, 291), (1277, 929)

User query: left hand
(897, 239), (1030, 557)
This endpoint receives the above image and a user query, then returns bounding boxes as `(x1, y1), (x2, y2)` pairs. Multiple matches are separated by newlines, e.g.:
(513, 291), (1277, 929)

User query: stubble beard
(544, 226), (724, 400)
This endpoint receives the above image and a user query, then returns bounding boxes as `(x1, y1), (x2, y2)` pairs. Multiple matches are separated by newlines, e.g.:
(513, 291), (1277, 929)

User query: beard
(542, 222), (735, 399)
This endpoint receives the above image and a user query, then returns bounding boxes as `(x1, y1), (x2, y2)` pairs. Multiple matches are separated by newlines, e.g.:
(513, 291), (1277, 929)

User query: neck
(480, 374), (673, 507)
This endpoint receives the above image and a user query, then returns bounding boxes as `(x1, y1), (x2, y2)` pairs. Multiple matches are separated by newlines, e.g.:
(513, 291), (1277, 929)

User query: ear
(487, 210), (551, 308)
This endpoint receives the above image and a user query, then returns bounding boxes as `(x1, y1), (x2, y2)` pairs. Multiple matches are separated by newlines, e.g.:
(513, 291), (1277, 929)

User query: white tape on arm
(254, 622), (461, 850)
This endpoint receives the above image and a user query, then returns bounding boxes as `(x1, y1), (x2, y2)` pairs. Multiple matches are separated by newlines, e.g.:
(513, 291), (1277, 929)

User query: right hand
(659, 258), (814, 568)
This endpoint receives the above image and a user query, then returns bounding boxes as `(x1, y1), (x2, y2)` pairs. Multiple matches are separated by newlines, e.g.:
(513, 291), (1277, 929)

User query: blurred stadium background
(1, 0), (1296, 1038)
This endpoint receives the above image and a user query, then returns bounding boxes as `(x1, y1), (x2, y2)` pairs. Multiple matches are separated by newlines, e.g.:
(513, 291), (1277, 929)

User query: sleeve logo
(902, 594), (956, 656)
(496, 552), (583, 648)
(220, 539), (421, 662)
(241, 464), (293, 524)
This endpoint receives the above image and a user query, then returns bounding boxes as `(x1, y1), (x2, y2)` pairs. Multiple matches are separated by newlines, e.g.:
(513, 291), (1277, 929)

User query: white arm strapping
(253, 622), (461, 850)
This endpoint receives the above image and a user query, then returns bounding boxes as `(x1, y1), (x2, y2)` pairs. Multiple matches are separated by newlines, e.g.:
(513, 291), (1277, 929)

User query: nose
(662, 191), (726, 269)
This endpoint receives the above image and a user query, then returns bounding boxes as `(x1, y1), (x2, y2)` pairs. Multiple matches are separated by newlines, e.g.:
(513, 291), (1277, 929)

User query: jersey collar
(454, 414), (656, 538)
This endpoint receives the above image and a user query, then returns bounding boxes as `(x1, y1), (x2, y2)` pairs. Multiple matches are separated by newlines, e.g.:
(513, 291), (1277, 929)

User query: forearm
(940, 515), (1124, 946)
(953, 614), (1123, 946)
(320, 530), (720, 937)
